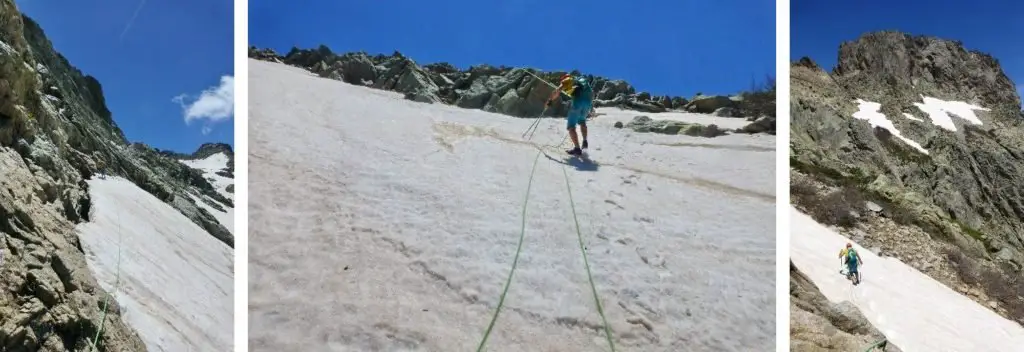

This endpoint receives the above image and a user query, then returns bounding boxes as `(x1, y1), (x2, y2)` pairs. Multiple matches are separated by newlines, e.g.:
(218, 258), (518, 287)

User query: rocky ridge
(1, 2), (232, 351)
(790, 30), (1024, 344)
(248, 45), (775, 135)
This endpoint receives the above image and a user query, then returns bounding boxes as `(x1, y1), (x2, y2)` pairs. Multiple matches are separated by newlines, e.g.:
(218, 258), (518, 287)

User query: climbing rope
(522, 116), (543, 140)
(863, 338), (888, 351)
(89, 208), (124, 351)
(475, 149), (543, 352)
(562, 165), (616, 351)
(477, 108), (614, 351)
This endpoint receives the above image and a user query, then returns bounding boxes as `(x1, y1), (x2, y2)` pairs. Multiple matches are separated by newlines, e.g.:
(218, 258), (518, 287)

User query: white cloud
(174, 75), (234, 133)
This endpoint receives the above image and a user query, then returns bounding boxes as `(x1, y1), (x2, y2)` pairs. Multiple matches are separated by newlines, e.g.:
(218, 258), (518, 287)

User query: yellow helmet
(560, 74), (575, 92)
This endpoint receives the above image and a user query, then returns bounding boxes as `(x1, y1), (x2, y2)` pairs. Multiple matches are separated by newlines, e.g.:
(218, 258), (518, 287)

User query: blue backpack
(846, 249), (859, 265)
(570, 76), (593, 102)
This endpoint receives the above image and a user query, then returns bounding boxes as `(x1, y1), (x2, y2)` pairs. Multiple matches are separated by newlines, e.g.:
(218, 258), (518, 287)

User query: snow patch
(190, 193), (235, 235)
(912, 96), (988, 132)
(75, 176), (233, 352)
(180, 152), (234, 201)
(791, 207), (1024, 351)
(901, 113), (923, 122)
(852, 99), (929, 154)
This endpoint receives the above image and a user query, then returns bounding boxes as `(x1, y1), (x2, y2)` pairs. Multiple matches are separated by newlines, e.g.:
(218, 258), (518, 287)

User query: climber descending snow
(545, 73), (594, 156)
(839, 243), (863, 285)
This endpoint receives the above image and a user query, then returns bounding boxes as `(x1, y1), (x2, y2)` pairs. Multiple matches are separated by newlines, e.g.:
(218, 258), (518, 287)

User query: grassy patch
(954, 220), (986, 242)
(789, 157), (874, 186)
(945, 247), (1024, 322)
(793, 183), (865, 228)
(872, 126), (931, 164)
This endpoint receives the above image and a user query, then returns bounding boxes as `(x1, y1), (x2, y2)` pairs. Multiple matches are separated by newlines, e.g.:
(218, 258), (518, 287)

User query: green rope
(561, 165), (616, 352)
(90, 208), (124, 351)
(863, 338), (888, 352)
(475, 151), (543, 352)
(477, 110), (599, 350)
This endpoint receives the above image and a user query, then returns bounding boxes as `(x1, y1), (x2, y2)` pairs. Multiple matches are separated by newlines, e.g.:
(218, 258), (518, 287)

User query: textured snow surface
(248, 59), (776, 352)
(791, 207), (1024, 352)
(75, 176), (233, 351)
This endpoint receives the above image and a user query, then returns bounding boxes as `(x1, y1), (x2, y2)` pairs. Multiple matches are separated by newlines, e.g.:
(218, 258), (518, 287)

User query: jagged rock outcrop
(1, 2), (232, 350)
(791, 31), (1024, 325)
(248, 45), (776, 134)
(158, 142), (235, 178)
(618, 115), (728, 137)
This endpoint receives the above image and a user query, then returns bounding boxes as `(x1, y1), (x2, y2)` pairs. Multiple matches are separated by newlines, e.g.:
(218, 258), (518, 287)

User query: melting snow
(852, 99), (929, 154)
(76, 176), (233, 351)
(912, 96), (988, 132)
(791, 207), (1024, 351)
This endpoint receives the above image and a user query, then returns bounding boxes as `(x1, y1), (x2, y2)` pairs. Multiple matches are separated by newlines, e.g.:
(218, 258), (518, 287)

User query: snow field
(75, 176), (234, 352)
(248, 59), (776, 351)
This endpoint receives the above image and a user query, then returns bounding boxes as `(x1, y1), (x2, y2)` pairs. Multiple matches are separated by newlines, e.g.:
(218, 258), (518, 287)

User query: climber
(545, 73), (593, 156)
(839, 243), (863, 284)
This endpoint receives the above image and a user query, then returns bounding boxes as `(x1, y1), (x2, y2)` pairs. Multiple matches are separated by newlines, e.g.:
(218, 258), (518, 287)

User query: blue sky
(16, 0), (234, 153)
(792, 0), (1024, 100)
(249, 0), (776, 97)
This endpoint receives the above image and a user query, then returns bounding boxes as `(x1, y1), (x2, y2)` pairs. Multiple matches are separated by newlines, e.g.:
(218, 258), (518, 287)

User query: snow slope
(76, 176), (234, 352)
(248, 59), (776, 352)
(181, 152), (235, 234)
(790, 206), (1024, 351)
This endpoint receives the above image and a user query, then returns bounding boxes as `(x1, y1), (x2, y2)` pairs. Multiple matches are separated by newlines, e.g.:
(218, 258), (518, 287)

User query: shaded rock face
(790, 262), (902, 352)
(737, 116), (776, 135)
(791, 31), (1024, 270)
(1, 3), (232, 351)
(249, 46), (774, 135)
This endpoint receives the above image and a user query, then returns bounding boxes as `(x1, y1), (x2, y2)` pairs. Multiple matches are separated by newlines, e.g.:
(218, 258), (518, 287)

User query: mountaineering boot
(582, 140), (588, 149)
(567, 147), (583, 156)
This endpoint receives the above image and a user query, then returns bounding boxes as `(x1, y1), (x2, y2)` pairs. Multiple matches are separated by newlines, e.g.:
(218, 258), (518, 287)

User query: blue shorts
(566, 100), (591, 129)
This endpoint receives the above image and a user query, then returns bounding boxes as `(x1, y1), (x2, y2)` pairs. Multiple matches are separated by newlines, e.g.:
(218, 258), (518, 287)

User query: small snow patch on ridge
(902, 113), (923, 122)
(180, 152), (234, 200)
(912, 96), (988, 131)
(852, 99), (929, 154)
